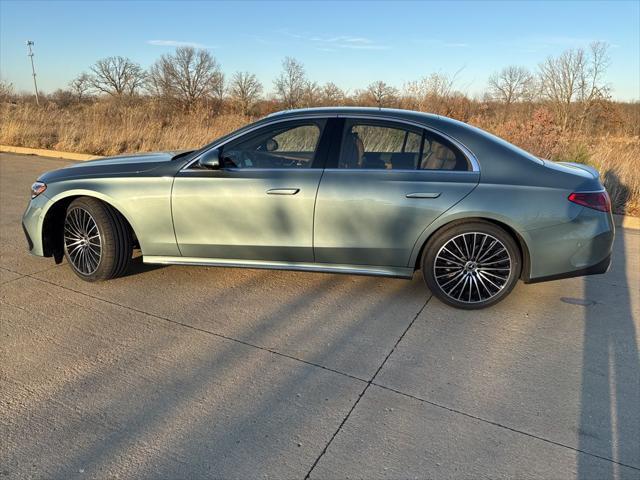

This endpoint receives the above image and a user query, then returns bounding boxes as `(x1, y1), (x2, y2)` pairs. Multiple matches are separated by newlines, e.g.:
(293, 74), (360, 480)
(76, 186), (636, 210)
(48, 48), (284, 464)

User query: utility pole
(26, 40), (40, 106)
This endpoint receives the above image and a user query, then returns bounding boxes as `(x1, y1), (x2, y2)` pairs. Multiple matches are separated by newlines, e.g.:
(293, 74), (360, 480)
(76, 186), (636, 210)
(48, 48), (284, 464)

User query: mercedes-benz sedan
(22, 107), (614, 309)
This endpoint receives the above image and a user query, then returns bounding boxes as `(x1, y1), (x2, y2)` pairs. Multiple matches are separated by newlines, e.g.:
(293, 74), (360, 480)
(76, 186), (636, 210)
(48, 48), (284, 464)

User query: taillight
(568, 191), (611, 212)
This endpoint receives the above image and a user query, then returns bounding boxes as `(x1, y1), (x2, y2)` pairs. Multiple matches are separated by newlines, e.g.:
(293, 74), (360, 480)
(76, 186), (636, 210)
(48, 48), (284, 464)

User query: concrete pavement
(1, 153), (638, 479)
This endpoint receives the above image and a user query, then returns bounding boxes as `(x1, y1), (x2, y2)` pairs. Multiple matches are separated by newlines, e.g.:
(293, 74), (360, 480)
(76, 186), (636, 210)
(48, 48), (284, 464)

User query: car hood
(38, 151), (177, 183)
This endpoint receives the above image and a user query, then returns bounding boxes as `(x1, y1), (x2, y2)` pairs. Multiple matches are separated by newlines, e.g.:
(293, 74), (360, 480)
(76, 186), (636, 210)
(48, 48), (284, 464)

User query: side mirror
(198, 148), (221, 169)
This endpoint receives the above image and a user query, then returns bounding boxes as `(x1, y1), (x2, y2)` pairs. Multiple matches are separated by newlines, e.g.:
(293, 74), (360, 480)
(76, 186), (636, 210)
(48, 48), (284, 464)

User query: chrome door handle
(267, 188), (300, 195)
(406, 192), (441, 199)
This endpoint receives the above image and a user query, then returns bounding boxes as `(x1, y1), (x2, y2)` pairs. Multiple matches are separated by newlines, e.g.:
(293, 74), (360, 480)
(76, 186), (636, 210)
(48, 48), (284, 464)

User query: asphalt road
(1, 153), (639, 480)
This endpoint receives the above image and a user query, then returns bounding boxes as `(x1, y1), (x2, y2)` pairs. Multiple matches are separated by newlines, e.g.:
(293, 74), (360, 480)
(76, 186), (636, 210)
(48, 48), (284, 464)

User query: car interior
(339, 123), (469, 171)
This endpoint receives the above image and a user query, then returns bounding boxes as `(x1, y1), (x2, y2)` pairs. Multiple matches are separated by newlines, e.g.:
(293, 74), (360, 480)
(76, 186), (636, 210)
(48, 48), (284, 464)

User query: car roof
(267, 106), (439, 121)
(266, 107), (473, 134)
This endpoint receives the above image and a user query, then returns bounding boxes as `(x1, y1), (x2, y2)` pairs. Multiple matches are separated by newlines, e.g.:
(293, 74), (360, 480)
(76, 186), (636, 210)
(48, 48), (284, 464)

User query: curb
(1, 145), (639, 230)
(0, 145), (103, 161)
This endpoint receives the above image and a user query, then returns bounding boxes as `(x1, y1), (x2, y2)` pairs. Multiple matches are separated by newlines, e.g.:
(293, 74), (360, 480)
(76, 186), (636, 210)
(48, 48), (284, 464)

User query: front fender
(41, 176), (180, 257)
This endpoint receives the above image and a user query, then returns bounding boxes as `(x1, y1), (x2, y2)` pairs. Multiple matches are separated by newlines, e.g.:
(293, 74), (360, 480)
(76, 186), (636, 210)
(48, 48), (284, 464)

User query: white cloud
(147, 39), (216, 49)
(279, 30), (390, 51)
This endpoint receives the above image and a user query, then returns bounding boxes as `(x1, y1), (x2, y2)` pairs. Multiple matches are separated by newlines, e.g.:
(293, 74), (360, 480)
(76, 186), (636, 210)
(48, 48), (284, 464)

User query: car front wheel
(422, 221), (522, 309)
(63, 197), (132, 281)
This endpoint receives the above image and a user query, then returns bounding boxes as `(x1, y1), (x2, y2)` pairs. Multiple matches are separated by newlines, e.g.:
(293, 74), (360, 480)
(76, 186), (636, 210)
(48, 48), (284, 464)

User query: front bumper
(524, 206), (614, 283)
(22, 194), (50, 256)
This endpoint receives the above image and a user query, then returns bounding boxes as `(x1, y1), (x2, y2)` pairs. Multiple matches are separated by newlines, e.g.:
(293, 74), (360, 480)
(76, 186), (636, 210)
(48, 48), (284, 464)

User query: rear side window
(338, 121), (422, 170)
(338, 119), (469, 171)
(420, 132), (469, 171)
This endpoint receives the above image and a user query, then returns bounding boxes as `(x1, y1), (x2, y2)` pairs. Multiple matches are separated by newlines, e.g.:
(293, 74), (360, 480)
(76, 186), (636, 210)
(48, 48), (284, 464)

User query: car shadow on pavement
(18, 269), (425, 478)
(578, 192), (639, 476)
(120, 252), (165, 278)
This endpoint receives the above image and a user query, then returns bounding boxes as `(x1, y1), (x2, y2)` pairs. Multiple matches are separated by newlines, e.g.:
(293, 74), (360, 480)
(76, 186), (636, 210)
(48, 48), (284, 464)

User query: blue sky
(1, 0), (639, 100)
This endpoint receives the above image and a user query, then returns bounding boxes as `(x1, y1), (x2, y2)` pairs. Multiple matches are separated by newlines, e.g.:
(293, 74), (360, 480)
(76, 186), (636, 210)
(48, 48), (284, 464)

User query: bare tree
(321, 82), (345, 105)
(274, 57), (307, 109)
(229, 71), (263, 115)
(148, 47), (224, 110)
(366, 80), (398, 107)
(89, 56), (146, 96)
(488, 66), (534, 108)
(401, 71), (461, 114)
(538, 42), (610, 130)
(301, 81), (321, 107)
(69, 73), (91, 101)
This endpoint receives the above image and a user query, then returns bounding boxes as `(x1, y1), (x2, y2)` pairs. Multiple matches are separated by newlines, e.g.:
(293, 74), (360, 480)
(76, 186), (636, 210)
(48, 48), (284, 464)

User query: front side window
(339, 121), (422, 170)
(221, 121), (325, 169)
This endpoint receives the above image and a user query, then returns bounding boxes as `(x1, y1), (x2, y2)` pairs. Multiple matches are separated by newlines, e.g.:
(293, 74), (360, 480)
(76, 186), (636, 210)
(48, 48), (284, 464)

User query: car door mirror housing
(198, 149), (221, 169)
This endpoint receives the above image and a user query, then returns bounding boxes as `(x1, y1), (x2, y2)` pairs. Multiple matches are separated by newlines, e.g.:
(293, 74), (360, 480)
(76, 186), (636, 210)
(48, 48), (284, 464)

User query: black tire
(63, 197), (132, 281)
(421, 221), (521, 309)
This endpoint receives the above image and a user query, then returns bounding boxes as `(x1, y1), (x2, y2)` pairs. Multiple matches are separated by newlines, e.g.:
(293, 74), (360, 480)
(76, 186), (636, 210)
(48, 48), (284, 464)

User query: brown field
(1, 99), (638, 215)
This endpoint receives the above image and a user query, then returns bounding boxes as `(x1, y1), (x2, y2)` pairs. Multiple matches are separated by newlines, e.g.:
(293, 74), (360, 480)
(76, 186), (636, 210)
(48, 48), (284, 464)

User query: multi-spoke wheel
(422, 221), (521, 309)
(63, 197), (133, 281)
(64, 207), (102, 276)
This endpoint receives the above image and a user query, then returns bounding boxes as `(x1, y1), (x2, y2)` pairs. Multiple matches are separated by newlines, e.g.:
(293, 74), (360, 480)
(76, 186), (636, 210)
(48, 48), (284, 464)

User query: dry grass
(1, 100), (638, 214)
(586, 139), (640, 215)
(0, 101), (249, 156)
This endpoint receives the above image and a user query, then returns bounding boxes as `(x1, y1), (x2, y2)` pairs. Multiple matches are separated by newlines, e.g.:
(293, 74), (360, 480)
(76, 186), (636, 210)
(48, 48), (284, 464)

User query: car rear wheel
(63, 197), (132, 281)
(422, 221), (521, 309)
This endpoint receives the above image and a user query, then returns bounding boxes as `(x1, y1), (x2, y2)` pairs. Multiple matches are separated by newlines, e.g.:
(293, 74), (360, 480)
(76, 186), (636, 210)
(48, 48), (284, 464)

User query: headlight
(31, 181), (47, 199)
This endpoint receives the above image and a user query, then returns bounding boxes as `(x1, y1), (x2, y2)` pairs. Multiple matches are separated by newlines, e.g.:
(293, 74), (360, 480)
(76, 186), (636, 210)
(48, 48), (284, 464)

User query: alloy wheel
(64, 207), (102, 275)
(433, 232), (512, 304)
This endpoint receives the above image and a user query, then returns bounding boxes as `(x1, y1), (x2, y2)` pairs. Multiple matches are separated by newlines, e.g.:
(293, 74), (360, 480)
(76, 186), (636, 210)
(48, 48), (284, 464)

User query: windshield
(171, 117), (271, 162)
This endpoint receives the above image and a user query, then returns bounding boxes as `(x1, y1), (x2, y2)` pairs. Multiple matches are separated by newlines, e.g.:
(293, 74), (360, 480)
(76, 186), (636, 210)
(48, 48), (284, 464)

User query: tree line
(2, 41), (633, 135)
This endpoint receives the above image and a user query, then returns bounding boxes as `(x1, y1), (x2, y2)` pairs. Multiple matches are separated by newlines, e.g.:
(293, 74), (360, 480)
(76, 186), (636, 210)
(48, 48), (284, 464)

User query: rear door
(313, 117), (480, 267)
(172, 118), (332, 262)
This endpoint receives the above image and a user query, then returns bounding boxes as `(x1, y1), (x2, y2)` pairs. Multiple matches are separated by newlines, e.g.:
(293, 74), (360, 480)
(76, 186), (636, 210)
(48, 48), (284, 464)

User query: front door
(172, 118), (329, 262)
(314, 118), (480, 267)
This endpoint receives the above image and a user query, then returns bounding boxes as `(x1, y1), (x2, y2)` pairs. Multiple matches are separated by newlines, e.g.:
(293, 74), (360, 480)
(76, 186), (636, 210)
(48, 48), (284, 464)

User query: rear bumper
(524, 207), (614, 283)
(525, 252), (611, 283)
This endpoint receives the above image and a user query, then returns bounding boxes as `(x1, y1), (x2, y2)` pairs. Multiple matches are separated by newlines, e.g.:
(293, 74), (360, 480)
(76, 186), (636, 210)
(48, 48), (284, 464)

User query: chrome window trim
(181, 114), (337, 171)
(322, 168), (479, 175)
(336, 113), (480, 172)
(181, 168), (323, 174)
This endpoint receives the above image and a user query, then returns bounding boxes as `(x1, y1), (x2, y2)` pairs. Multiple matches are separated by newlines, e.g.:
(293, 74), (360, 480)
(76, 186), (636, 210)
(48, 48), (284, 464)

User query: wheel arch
(411, 215), (532, 281)
(41, 191), (138, 263)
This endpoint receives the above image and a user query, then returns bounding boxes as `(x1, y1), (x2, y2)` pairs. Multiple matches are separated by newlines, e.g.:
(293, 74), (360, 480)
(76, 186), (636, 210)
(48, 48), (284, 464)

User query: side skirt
(143, 256), (414, 279)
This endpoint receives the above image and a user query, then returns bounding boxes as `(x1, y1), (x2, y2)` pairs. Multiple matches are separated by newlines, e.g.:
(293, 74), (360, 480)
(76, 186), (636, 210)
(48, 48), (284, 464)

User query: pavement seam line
(0, 264), (62, 286)
(369, 382), (640, 472)
(23, 275), (371, 385)
(303, 296), (432, 480)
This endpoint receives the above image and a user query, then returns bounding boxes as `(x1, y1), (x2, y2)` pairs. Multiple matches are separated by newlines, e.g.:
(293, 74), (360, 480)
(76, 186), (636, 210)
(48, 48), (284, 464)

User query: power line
(26, 40), (40, 106)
